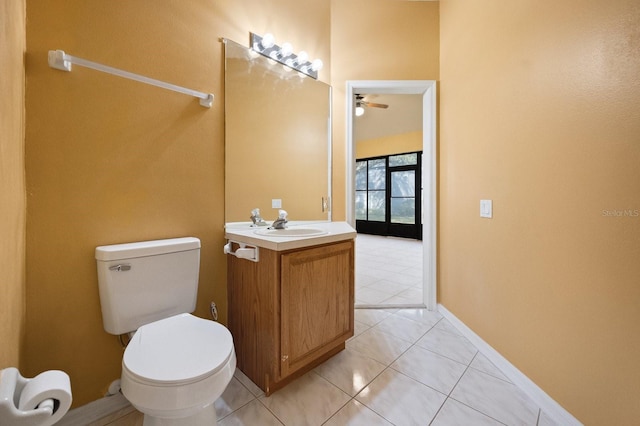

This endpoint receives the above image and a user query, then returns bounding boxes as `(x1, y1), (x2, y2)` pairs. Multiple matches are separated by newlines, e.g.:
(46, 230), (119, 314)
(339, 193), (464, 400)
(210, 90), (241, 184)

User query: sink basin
(254, 228), (328, 237)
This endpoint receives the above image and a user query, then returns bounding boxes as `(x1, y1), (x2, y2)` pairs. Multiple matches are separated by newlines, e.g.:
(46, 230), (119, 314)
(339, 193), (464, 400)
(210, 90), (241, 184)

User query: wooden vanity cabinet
(227, 239), (354, 395)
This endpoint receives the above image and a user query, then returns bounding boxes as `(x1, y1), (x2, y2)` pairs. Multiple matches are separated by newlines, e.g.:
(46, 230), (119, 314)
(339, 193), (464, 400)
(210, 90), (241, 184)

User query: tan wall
(330, 0), (439, 221)
(25, 0), (330, 406)
(439, 1), (640, 424)
(356, 130), (423, 159)
(0, 0), (26, 370)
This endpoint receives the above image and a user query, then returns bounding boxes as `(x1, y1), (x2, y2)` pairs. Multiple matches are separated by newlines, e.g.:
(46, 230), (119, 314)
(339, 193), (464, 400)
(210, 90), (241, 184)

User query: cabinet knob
(281, 355), (288, 362)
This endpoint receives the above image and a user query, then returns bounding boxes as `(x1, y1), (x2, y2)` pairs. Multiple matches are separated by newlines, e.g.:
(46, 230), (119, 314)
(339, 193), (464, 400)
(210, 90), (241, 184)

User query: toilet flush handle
(109, 264), (131, 272)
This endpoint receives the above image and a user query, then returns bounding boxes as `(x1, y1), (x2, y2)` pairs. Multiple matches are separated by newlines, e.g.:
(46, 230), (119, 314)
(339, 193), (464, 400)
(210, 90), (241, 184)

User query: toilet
(95, 237), (236, 426)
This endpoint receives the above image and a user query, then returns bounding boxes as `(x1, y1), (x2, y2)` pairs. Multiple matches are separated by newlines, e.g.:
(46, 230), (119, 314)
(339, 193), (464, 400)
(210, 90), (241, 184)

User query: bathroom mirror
(224, 39), (331, 224)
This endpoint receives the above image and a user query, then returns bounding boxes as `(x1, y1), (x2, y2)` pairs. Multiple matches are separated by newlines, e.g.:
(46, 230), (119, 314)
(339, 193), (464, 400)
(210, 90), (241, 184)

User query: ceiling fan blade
(362, 101), (389, 109)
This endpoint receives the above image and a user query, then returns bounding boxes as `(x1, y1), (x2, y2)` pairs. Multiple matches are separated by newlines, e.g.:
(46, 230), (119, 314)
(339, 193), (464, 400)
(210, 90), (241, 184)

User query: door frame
(346, 80), (437, 311)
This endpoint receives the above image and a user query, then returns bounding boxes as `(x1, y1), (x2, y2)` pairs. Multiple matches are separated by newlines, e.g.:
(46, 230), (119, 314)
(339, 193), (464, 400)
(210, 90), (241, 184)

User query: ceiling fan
(355, 94), (389, 111)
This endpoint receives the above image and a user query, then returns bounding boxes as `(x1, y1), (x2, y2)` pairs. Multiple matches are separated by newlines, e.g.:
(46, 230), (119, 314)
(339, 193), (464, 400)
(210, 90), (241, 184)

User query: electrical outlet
(272, 199), (282, 208)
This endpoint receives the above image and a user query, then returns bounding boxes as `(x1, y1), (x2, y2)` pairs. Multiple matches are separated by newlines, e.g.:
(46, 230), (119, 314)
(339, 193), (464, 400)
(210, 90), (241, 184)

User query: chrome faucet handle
(270, 210), (288, 229)
(250, 208), (267, 226)
(269, 218), (288, 229)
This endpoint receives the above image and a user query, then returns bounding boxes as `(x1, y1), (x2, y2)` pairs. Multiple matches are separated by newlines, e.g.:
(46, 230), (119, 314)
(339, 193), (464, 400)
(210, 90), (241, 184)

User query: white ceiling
(353, 93), (423, 142)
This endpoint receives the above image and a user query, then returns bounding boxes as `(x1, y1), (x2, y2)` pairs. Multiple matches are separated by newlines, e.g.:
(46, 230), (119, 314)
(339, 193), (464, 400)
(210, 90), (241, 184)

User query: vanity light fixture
(250, 32), (323, 79)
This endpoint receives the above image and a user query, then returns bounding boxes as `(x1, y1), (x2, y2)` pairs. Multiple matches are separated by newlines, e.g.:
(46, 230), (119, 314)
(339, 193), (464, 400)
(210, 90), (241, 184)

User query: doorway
(346, 80), (437, 310)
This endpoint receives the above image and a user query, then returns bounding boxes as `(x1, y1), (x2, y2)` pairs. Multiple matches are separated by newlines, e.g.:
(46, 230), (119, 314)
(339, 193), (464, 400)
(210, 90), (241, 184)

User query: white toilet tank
(95, 237), (201, 335)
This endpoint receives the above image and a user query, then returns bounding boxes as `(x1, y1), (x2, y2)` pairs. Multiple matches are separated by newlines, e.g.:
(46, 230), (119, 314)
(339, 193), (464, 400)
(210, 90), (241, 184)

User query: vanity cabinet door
(280, 241), (354, 378)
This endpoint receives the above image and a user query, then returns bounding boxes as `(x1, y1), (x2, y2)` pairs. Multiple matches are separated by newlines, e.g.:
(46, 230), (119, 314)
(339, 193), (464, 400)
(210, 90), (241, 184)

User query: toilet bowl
(121, 314), (236, 424)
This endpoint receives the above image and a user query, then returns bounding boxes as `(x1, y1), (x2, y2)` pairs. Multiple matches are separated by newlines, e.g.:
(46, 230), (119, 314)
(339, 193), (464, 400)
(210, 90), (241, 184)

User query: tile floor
(355, 233), (424, 307)
(102, 308), (558, 426)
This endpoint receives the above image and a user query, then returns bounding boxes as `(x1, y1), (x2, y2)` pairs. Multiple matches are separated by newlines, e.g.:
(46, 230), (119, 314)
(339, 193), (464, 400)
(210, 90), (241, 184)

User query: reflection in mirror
(224, 39), (331, 224)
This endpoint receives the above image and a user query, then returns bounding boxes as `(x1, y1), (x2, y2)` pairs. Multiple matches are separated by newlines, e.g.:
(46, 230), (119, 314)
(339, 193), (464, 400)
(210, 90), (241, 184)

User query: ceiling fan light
(355, 106), (365, 116)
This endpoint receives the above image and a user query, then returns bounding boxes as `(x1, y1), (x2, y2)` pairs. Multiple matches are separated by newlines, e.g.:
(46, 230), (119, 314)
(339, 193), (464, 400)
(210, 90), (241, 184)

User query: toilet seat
(123, 313), (234, 386)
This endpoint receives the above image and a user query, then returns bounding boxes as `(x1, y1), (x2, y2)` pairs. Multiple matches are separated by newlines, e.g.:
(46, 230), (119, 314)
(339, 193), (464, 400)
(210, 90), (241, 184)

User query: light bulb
(296, 51), (309, 64)
(311, 59), (323, 72)
(280, 42), (293, 58)
(261, 33), (275, 49)
(355, 106), (365, 117)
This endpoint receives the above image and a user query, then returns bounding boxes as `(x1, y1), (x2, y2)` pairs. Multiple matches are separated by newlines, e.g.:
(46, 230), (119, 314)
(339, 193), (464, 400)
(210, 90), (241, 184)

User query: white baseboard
(438, 304), (582, 426)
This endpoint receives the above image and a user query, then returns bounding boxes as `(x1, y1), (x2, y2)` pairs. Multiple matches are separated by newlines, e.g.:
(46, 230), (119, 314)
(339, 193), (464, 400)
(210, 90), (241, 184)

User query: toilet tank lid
(95, 237), (200, 261)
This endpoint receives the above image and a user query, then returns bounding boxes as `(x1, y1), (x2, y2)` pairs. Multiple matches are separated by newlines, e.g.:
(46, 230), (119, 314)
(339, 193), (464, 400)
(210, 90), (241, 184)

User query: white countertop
(224, 221), (356, 251)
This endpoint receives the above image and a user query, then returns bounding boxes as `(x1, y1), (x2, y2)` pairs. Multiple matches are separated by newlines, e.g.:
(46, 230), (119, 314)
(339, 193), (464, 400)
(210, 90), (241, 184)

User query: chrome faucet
(270, 209), (288, 229)
(250, 208), (267, 226)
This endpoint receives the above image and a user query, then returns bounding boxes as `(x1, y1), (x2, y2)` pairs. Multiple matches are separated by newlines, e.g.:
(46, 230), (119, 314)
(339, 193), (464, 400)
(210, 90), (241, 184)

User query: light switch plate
(480, 199), (493, 218)
(272, 199), (282, 209)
